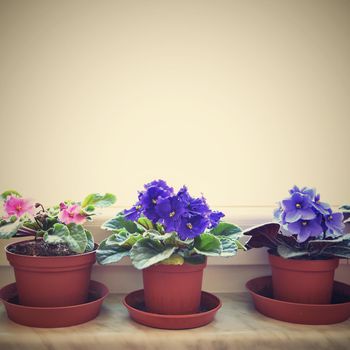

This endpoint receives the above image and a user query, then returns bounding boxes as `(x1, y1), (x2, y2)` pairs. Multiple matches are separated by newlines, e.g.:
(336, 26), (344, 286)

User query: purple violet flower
(122, 180), (223, 241)
(281, 192), (316, 223)
(286, 217), (323, 243)
(140, 181), (174, 221)
(144, 179), (174, 193)
(324, 212), (345, 238)
(275, 185), (345, 243)
(312, 193), (331, 215)
(178, 214), (209, 240)
(177, 186), (208, 214)
(209, 211), (225, 228)
(289, 185), (316, 201)
(124, 202), (143, 221)
(155, 196), (185, 231)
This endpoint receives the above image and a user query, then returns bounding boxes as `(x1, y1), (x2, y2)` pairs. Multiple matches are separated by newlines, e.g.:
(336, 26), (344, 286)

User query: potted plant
(97, 180), (244, 315)
(244, 185), (350, 304)
(0, 190), (116, 307)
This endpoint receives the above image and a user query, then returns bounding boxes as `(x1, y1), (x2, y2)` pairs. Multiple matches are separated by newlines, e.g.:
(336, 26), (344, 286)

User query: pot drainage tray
(246, 276), (350, 325)
(0, 280), (109, 328)
(123, 290), (221, 329)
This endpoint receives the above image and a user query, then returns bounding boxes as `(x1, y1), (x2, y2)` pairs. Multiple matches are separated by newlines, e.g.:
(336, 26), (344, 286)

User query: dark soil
(8, 240), (78, 256)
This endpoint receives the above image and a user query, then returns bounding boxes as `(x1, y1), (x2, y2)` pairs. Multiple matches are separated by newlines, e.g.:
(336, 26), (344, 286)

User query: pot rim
(5, 239), (98, 260)
(144, 258), (207, 273)
(268, 253), (339, 272)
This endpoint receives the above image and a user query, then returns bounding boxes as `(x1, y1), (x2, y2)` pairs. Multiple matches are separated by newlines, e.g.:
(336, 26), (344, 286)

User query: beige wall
(0, 0), (349, 208)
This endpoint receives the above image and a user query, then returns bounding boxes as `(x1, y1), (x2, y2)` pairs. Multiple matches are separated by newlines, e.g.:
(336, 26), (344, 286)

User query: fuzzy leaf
(0, 220), (22, 238)
(82, 205), (95, 215)
(243, 223), (281, 249)
(130, 238), (175, 269)
(43, 232), (65, 244)
(161, 254), (184, 265)
(82, 193), (116, 208)
(277, 245), (309, 259)
(51, 223), (70, 238)
(1, 190), (21, 200)
(217, 236), (238, 256)
(85, 229), (95, 252)
(142, 230), (176, 242)
(184, 255), (206, 265)
(322, 240), (350, 258)
(102, 213), (143, 233)
(43, 223), (69, 244)
(137, 217), (154, 230)
(96, 238), (130, 264)
(106, 229), (142, 248)
(210, 222), (242, 238)
(194, 233), (221, 256)
(66, 224), (88, 253)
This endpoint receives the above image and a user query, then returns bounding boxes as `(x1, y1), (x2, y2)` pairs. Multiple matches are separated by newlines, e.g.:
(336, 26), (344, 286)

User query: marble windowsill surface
(1, 292), (350, 350)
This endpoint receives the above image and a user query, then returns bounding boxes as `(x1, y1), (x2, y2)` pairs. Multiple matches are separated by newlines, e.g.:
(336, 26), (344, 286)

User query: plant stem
(16, 228), (35, 237)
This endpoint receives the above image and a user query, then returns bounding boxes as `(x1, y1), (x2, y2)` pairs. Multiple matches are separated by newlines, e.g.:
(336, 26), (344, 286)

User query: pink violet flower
(4, 196), (34, 219)
(58, 204), (86, 225)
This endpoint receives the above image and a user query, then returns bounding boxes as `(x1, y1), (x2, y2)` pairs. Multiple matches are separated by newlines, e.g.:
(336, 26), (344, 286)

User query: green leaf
(43, 223), (69, 245)
(0, 220), (22, 238)
(1, 190), (21, 200)
(340, 205), (350, 211)
(184, 254), (206, 265)
(175, 237), (194, 247)
(155, 223), (165, 233)
(277, 245), (309, 259)
(142, 230), (176, 242)
(210, 222), (242, 238)
(43, 223), (88, 253)
(66, 224), (88, 253)
(82, 193), (116, 208)
(138, 217), (154, 230)
(96, 238), (130, 264)
(194, 233), (221, 256)
(106, 229), (142, 248)
(52, 223), (70, 238)
(217, 236), (238, 256)
(43, 232), (65, 244)
(309, 233), (350, 244)
(161, 254), (184, 265)
(130, 238), (176, 269)
(82, 205), (95, 214)
(322, 240), (350, 258)
(102, 213), (143, 233)
(85, 229), (95, 252)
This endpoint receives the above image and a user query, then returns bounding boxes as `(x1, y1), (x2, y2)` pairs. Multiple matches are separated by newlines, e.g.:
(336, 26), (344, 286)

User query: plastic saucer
(246, 276), (350, 325)
(0, 280), (109, 328)
(123, 290), (221, 329)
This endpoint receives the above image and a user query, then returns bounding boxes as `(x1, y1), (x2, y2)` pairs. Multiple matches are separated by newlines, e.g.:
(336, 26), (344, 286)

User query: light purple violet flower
(281, 192), (316, 223)
(286, 217), (323, 243)
(324, 212), (345, 238)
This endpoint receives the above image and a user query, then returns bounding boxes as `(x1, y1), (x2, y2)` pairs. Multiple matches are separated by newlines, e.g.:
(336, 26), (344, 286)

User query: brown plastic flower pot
(5, 240), (97, 307)
(142, 260), (207, 315)
(269, 254), (339, 304)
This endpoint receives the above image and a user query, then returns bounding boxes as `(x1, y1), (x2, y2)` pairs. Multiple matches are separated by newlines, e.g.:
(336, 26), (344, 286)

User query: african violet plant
(244, 186), (350, 259)
(97, 180), (244, 269)
(0, 190), (116, 254)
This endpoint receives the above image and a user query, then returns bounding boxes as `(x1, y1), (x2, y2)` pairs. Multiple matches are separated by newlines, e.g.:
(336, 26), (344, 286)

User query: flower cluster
(2, 195), (33, 219)
(124, 180), (224, 240)
(274, 186), (344, 243)
(58, 203), (86, 225)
